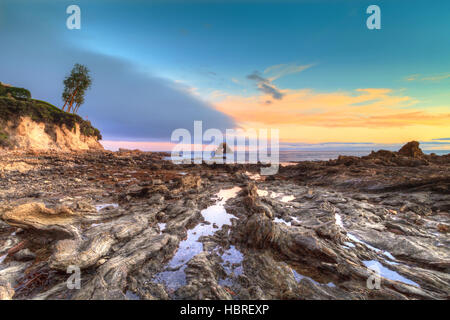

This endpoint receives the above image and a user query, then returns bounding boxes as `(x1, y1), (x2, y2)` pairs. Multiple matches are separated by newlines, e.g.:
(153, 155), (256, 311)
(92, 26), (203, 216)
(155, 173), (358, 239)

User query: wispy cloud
(264, 63), (313, 81)
(246, 63), (312, 101)
(405, 73), (450, 82)
(247, 71), (284, 100)
(421, 74), (450, 81)
(405, 74), (420, 81)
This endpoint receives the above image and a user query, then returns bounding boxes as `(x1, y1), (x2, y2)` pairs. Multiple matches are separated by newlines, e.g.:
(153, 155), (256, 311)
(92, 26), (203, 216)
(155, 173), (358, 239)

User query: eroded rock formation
(0, 142), (448, 300)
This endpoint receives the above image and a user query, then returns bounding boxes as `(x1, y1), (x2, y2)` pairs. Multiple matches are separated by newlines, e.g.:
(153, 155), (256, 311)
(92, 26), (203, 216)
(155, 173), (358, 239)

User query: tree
(72, 94), (85, 114)
(61, 64), (92, 113)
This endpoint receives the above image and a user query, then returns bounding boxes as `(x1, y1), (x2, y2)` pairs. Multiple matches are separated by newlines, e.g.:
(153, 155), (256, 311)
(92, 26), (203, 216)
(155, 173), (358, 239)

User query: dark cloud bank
(0, 6), (235, 141)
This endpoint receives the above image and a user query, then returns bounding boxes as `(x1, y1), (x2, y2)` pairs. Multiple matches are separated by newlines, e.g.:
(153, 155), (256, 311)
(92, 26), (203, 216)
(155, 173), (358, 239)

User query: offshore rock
(398, 141), (424, 158)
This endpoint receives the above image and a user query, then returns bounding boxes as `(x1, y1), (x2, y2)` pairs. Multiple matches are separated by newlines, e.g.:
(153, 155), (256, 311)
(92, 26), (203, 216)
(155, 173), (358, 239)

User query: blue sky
(0, 0), (449, 150)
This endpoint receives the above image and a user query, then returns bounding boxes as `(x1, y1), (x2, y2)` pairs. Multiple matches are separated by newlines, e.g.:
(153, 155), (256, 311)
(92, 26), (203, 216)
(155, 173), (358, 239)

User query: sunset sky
(1, 0), (449, 151)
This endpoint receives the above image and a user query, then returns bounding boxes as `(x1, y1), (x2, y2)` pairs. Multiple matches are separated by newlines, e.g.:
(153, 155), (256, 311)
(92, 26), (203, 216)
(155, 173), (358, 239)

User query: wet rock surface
(0, 144), (449, 300)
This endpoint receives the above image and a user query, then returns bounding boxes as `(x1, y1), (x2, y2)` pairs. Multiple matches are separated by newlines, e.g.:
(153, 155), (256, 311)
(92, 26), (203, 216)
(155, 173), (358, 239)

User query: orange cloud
(213, 87), (450, 143)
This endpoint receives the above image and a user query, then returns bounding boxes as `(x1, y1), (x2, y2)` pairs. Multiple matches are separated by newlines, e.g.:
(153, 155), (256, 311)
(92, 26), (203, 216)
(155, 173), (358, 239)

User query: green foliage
(0, 96), (101, 140)
(0, 83), (31, 100)
(62, 64), (92, 113)
(0, 127), (9, 147)
(31, 99), (61, 112)
(0, 130), (8, 141)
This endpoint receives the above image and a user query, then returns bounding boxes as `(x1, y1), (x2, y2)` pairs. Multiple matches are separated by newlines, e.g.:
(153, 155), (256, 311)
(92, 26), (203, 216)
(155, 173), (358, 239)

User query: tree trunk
(73, 103), (80, 114)
(67, 86), (79, 113)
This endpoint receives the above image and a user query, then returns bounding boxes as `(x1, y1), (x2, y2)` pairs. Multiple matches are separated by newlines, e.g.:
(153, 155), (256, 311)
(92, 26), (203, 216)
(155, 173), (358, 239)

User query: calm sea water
(167, 150), (449, 163)
(279, 151), (369, 162)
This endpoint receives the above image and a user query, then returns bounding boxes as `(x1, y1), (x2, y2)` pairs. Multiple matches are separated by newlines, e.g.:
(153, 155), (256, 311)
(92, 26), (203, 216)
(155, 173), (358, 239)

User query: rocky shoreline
(0, 142), (449, 300)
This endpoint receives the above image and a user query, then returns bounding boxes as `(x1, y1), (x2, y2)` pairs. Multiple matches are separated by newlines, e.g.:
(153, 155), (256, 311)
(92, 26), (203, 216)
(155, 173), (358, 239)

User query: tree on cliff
(61, 64), (92, 113)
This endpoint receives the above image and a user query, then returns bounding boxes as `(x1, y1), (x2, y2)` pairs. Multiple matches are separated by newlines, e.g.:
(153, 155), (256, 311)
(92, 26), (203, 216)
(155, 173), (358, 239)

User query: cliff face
(2, 116), (103, 151)
(0, 95), (103, 152)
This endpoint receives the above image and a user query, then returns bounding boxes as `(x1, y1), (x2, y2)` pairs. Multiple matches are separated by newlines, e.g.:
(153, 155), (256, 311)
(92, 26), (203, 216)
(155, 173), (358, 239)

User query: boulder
(398, 141), (424, 158)
(1, 202), (81, 239)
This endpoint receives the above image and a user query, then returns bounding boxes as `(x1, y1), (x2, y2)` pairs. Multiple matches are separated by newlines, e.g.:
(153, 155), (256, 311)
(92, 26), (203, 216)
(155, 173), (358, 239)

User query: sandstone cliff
(0, 95), (103, 152)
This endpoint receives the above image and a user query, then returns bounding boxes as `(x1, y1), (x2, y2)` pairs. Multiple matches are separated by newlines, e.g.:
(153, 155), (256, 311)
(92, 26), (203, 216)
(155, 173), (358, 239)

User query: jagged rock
(314, 222), (343, 242)
(1, 202), (81, 239)
(173, 175), (202, 192)
(336, 155), (361, 166)
(49, 233), (115, 271)
(0, 262), (33, 294)
(214, 142), (234, 156)
(398, 141), (424, 158)
(13, 248), (36, 261)
(241, 183), (273, 219)
(176, 252), (232, 300)
(124, 185), (150, 197)
(148, 194), (164, 205)
(132, 281), (169, 300)
(0, 279), (14, 300)
(368, 149), (397, 160)
(392, 157), (428, 167)
(241, 209), (338, 265)
(165, 208), (201, 233)
(50, 215), (149, 270)
(1, 149), (449, 301)
(72, 230), (177, 299)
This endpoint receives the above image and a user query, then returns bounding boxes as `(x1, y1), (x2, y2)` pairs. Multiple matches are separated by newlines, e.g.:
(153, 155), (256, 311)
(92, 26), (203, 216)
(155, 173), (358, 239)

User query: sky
(0, 0), (449, 151)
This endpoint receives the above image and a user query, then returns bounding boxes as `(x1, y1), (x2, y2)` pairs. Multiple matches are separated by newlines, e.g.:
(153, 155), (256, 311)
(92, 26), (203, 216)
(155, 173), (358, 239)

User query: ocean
(166, 150), (449, 163)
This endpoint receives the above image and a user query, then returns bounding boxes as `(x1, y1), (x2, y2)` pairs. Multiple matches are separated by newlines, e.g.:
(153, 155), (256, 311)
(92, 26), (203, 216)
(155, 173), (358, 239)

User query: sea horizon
(103, 147), (450, 162)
